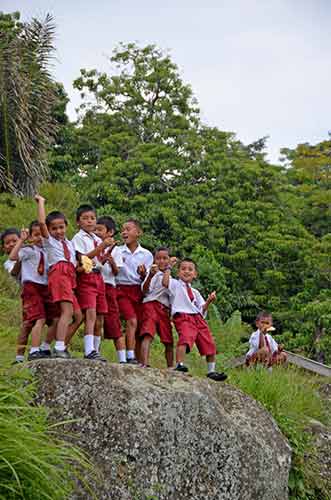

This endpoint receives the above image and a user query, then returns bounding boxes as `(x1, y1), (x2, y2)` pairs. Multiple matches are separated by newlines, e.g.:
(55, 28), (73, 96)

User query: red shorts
(116, 284), (142, 321)
(48, 261), (79, 311)
(76, 272), (108, 314)
(21, 281), (59, 324)
(173, 313), (216, 356)
(104, 284), (122, 339)
(140, 301), (173, 345)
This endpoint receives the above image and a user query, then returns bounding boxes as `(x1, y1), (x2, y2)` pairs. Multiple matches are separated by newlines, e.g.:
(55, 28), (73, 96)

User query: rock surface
(31, 360), (291, 500)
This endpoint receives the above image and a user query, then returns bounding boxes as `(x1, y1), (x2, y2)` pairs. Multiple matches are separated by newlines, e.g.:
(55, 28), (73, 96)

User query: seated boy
(246, 311), (287, 367)
(95, 216), (126, 363)
(140, 248), (176, 368)
(9, 223), (58, 360)
(71, 204), (112, 360)
(115, 219), (153, 363)
(162, 258), (227, 381)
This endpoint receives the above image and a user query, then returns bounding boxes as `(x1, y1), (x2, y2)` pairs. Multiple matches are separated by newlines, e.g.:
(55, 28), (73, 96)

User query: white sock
(94, 336), (101, 353)
(117, 350), (126, 363)
(40, 342), (50, 351)
(84, 334), (94, 355)
(16, 355), (25, 362)
(207, 362), (216, 373)
(29, 347), (40, 354)
(127, 350), (135, 360)
(55, 341), (65, 352)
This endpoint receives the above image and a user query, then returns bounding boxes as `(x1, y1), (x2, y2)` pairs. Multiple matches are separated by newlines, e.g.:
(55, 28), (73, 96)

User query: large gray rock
(32, 360), (291, 500)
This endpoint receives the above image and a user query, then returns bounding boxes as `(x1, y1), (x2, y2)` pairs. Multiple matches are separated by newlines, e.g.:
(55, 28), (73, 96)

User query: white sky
(2, 0), (331, 162)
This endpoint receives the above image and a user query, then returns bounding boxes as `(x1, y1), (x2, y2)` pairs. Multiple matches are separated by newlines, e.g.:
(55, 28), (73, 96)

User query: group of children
(1, 195), (227, 381)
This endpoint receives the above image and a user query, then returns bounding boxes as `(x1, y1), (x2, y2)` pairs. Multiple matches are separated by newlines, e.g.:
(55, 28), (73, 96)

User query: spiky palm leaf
(0, 13), (58, 195)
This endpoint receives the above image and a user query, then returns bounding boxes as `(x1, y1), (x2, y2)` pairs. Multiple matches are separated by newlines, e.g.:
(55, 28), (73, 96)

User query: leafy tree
(0, 11), (58, 195)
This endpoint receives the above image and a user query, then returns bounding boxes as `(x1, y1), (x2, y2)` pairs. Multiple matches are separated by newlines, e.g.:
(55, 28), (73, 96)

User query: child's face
(177, 261), (197, 283)
(48, 218), (67, 240)
(30, 226), (43, 246)
(2, 234), (19, 254)
(121, 222), (140, 245)
(95, 224), (114, 241)
(77, 211), (97, 233)
(256, 317), (273, 333)
(154, 250), (170, 271)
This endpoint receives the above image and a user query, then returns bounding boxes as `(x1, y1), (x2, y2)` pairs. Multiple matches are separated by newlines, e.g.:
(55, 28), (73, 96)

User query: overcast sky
(2, 0), (331, 162)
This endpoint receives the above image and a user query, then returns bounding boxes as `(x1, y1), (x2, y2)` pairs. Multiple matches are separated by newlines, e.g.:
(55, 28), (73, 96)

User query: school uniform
(115, 244), (153, 321)
(71, 230), (108, 314)
(246, 329), (286, 366)
(18, 245), (58, 324)
(140, 271), (173, 345)
(43, 235), (79, 310)
(101, 246), (123, 340)
(168, 278), (216, 356)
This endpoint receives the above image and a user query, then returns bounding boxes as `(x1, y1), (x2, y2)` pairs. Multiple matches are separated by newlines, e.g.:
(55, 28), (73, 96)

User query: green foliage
(0, 369), (95, 500)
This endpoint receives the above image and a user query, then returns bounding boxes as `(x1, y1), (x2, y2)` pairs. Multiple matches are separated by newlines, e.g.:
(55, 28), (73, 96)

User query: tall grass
(0, 369), (96, 500)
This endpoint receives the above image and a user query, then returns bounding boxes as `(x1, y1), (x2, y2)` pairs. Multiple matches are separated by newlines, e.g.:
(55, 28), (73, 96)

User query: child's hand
(137, 264), (147, 278)
(169, 256), (178, 268)
(34, 194), (45, 203)
(103, 237), (115, 248)
(20, 228), (29, 242)
(149, 264), (159, 276)
(207, 291), (217, 304)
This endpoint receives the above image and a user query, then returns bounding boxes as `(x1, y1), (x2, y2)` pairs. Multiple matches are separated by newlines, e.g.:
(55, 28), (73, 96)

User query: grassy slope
(0, 263), (330, 499)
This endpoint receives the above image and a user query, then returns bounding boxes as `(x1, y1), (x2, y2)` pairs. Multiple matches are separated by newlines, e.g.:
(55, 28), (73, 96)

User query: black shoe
(84, 350), (107, 362)
(28, 350), (47, 361)
(126, 358), (138, 364)
(207, 371), (227, 382)
(53, 349), (71, 359)
(174, 364), (189, 373)
(12, 359), (24, 365)
(39, 349), (52, 357)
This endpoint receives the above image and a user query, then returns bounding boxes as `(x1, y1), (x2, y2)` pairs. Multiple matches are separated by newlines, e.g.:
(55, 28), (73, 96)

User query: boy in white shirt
(71, 204), (113, 360)
(162, 258), (227, 381)
(9, 222), (58, 360)
(95, 216), (126, 364)
(140, 248), (176, 368)
(246, 312), (287, 367)
(115, 219), (153, 363)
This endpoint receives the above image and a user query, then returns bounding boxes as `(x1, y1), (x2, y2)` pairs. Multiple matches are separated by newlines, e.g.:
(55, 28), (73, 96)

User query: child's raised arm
(34, 195), (49, 238)
(142, 264), (158, 295)
(202, 291), (217, 314)
(9, 228), (29, 261)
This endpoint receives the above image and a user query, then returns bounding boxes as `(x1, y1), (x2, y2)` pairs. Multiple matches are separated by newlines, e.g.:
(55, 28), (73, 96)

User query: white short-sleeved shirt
(168, 278), (206, 317)
(43, 235), (76, 267)
(115, 244), (153, 285)
(101, 246), (123, 286)
(3, 259), (21, 283)
(71, 229), (103, 269)
(18, 245), (48, 285)
(142, 270), (170, 307)
(246, 329), (279, 358)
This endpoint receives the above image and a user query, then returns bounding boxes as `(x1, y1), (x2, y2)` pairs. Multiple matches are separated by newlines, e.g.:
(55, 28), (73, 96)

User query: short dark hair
(179, 257), (197, 269)
(155, 246), (170, 256)
(124, 219), (142, 231)
(76, 204), (96, 221)
(45, 211), (68, 228)
(256, 311), (273, 321)
(1, 227), (20, 245)
(97, 216), (116, 233)
(29, 220), (41, 234)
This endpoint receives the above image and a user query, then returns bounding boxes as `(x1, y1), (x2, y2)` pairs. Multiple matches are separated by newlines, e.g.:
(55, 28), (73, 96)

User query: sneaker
(84, 350), (107, 362)
(28, 350), (47, 361)
(53, 349), (71, 359)
(174, 364), (189, 373)
(207, 371), (227, 382)
(12, 359), (24, 365)
(126, 358), (138, 364)
(39, 349), (52, 357)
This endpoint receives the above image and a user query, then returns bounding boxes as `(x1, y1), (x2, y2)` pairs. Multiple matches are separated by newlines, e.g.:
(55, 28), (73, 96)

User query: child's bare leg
(176, 344), (187, 364)
(135, 335), (142, 363)
(83, 308), (96, 355)
(140, 335), (152, 366)
(30, 319), (46, 348)
(165, 343), (174, 368)
(16, 321), (32, 357)
(114, 336), (126, 363)
(56, 301), (73, 342)
(125, 317), (137, 361)
(66, 308), (83, 346)
(94, 315), (103, 352)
